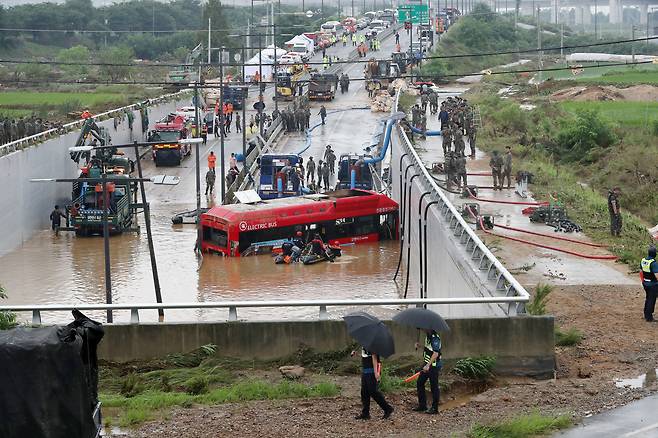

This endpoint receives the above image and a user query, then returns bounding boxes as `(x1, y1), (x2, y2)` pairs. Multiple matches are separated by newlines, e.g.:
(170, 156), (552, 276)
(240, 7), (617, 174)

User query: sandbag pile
(371, 90), (393, 112)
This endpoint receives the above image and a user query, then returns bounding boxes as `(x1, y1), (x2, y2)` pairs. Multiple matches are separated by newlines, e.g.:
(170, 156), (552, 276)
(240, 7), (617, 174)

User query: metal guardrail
(0, 296), (529, 325)
(392, 92), (530, 315)
(0, 89), (192, 157)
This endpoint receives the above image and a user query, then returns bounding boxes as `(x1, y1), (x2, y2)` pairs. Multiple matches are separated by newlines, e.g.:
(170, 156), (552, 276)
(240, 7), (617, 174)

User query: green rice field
(0, 92), (125, 108)
(542, 63), (658, 85)
(559, 100), (658, 127)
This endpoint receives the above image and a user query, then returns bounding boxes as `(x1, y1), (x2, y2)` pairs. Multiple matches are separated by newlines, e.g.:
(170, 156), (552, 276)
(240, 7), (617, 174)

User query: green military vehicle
(67, 118), (138, 236)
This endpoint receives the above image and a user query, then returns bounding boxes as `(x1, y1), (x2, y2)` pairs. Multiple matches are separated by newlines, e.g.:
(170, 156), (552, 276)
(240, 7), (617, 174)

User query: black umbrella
(343, 311), (395, 358)
(393, 308), (451, 333)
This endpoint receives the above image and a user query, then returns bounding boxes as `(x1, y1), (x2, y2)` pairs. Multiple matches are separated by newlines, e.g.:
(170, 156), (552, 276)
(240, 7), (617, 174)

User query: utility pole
(258, 32), (263, 137)
(194, 76), (202, 256)
(409, 21), (414, 82)
(101, 173), (112, 323)
(208, 18), (212, 65)
(594, 0), (598, 39)
(631, 25), (632, 68)
(537, 6), (543, 83)
(647, 7), (653, 49)
(220, 47), (227, 202)
(560, 23), (564, 62)
(273, 24), (279, 113)
(242, 45), (247, 161)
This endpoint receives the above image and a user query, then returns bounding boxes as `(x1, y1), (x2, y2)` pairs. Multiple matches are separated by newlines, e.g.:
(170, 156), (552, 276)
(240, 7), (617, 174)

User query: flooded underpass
(0, 25), (417, 324)
(0, 198), (404, 324)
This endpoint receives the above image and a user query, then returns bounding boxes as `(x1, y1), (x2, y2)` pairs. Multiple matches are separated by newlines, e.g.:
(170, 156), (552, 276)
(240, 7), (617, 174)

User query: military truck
(308, 72), (339, 100)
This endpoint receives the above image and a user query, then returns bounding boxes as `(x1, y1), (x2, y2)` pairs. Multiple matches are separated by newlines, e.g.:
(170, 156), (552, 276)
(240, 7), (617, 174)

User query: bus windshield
(203, 226), (228, 248)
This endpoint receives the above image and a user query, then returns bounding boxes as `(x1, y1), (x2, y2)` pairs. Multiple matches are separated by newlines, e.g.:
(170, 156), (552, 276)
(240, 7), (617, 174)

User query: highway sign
(398, 4), (429, 24)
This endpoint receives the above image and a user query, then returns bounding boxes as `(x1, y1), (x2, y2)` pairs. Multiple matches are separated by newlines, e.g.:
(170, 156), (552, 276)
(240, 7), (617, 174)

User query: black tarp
(0, 311), (104, 438)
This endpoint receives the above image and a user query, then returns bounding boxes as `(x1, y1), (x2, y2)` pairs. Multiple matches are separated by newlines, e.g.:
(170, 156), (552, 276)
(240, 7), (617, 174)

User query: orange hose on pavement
(493, 223), (608, 248)
(465, 206), (617, 261)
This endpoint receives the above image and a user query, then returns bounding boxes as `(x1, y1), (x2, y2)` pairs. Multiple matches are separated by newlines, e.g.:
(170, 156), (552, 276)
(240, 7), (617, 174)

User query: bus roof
(202, 189), (398, 226)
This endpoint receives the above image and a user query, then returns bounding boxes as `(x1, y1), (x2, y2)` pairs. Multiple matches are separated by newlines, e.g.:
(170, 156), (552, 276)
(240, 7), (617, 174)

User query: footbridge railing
(391, 92), (529, 316)
(0, 296), (529, 325)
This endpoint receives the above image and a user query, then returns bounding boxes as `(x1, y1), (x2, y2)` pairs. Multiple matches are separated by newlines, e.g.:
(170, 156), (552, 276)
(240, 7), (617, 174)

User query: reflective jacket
(423, 332), (441, 367)
(641, 258), (657, 284)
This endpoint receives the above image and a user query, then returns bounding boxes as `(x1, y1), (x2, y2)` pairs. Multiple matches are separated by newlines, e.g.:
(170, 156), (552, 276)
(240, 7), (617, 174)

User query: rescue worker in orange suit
(414, 329), (441, 414)
(207, 151), (217, 174)
(310, 233), (325, 256)
(641, 246), (658, 322)
(290, 231), (305, 261)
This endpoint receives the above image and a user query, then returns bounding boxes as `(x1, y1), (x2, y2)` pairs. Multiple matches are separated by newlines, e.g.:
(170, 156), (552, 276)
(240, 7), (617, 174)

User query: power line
(1, 60), (653, 88)
(1, 36), (654, 70)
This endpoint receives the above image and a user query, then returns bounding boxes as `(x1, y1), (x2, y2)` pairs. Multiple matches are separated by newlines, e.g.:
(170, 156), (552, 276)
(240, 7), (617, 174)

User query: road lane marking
(621, 422), (658, 437)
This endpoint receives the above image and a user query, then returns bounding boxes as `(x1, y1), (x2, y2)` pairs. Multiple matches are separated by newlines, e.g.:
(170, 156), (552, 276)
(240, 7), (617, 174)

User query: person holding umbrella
(343, 312), (395, 420)
(393, 308), (450, 415)
(414, 329), (442, 414)
(351, 346), (393, 420)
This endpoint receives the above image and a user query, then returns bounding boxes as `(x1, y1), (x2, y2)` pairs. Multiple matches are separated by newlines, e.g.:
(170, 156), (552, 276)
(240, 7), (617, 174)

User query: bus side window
(354, 215), (377, 236)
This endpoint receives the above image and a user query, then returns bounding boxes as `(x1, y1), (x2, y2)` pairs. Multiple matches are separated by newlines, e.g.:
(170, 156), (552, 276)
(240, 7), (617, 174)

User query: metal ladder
(472, 105), (483, 129)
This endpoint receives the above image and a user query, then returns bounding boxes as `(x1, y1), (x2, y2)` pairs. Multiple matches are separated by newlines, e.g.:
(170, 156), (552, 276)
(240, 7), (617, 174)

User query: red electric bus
(201, 189), (399, 257)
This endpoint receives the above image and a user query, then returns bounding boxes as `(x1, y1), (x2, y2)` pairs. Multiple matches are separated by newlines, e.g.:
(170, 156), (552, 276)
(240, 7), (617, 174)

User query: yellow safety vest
(423, 333), (441, 367)
(641, 258), (657, 282)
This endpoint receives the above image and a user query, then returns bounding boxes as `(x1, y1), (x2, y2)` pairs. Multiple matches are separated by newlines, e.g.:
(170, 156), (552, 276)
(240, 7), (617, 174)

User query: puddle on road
(614, 368), (658, 389)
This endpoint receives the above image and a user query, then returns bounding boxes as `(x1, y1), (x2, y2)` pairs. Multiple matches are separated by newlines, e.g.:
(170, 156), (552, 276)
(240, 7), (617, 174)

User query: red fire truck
(147, 114), (190, 166)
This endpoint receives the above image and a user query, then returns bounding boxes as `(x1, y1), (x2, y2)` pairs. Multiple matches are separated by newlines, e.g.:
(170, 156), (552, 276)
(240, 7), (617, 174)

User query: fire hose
(463, 205), (617, 260)
(466, 188), (547, 206)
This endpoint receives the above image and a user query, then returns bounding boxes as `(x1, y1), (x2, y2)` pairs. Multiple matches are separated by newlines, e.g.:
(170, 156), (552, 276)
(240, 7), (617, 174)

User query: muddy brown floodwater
(0, 202), (403, 324)
(0, 30), (412, 324)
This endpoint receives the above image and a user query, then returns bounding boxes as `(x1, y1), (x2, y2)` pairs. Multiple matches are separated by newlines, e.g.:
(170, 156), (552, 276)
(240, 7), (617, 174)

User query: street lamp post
(219, 47), (227, 202)
(101, 172), (112, 322)
(242, 45), (247, 160)
(273, 24), (278, 113)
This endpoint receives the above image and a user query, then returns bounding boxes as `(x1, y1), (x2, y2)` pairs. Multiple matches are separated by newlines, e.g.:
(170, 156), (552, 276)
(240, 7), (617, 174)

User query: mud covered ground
(121, 284), (658, 437)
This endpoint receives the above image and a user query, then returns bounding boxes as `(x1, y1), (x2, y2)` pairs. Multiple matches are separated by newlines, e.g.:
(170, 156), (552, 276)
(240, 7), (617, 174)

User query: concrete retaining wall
(390, 133), (506, 318)
(0, 94), (192, 256)
(98, 316), (555, 377)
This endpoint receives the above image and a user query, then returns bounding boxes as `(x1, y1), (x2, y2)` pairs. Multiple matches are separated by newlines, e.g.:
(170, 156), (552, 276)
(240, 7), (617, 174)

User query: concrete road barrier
(98, 316), (555, 377)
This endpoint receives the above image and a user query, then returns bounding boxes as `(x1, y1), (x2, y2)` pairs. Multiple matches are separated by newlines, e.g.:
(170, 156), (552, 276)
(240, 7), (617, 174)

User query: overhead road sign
(398, 4), (429, 24)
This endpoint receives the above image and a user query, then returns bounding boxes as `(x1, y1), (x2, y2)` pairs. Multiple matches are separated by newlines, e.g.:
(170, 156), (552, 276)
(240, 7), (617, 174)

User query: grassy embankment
(99, 345), (344, 428)
(99, 344), (508, 429)
(467, 79), (657, 267)
(413, 5), (657, 268)
(469, 411), (572, 438)
(0, 86), (163, 120)
(542, 64), (658, 84)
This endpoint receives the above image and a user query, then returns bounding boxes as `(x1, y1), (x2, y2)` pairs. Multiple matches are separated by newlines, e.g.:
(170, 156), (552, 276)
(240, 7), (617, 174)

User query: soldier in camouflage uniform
(466, 121), (477, 157)
(455, 154), (467, 189)
(445, 152), (456, 190)
(17, 118), (25, 139)
(442, 125), (452, 155)
(453, 125), (465, 156)
(419, 112), (427, 139)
